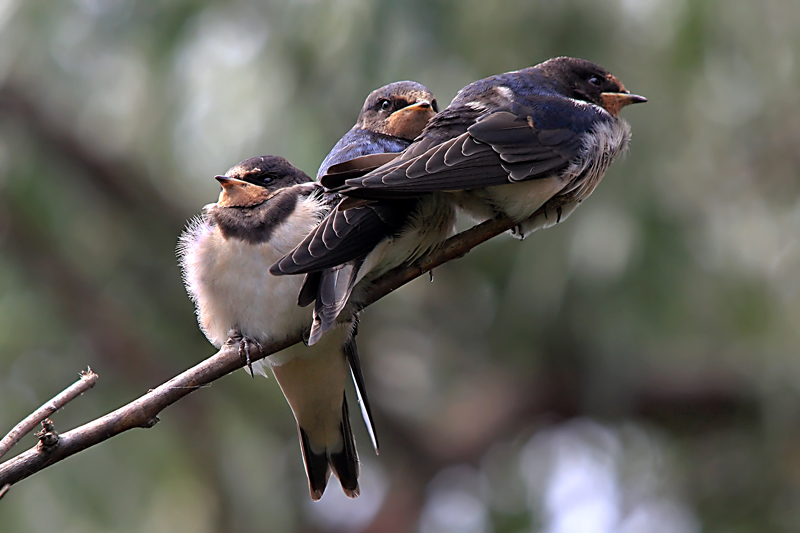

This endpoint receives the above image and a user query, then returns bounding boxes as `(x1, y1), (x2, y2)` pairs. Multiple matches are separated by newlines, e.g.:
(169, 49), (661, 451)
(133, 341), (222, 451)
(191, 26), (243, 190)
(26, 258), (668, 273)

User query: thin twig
(0, 369), (99, 460)
(0, 214), (518, 489)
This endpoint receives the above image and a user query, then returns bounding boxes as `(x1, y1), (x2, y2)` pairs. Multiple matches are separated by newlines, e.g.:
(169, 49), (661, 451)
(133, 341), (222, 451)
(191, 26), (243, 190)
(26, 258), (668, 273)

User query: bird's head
(358, 80), (439, 140)
(540, 57), (647, 117)
(215, 156), (311, 207)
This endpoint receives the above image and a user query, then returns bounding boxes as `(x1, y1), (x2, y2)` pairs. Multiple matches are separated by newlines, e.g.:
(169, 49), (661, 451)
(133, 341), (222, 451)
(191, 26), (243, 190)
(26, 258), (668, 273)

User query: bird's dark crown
(358, 81), (438, 137)
(537, 57), (629, 108)
(448, 57), (644, 122)
(223, 155), (311, 194)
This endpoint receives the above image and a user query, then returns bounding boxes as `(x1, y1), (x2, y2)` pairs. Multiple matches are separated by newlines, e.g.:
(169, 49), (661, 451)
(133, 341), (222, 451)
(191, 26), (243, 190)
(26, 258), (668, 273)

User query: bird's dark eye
(379, 99), (392, 111)
(247, 171), (274, 185)
(431, 99), (439, 112)
(588, 76), (602, 87)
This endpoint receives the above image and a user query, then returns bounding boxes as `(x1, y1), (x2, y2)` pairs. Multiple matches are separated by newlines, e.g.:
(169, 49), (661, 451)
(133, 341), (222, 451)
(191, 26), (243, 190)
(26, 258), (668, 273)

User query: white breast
(454, 175), (566, 223)
(559, 119), (632, 201)
(179, 195), (326, 348)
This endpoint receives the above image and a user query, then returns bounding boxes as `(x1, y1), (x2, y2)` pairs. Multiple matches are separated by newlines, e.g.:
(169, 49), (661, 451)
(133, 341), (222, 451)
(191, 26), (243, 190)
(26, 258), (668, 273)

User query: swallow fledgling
(272, 83), (455, 345)
(316, 81), (438, 179)
(317, 57), (647, 239)
(178, 156), (377, 501)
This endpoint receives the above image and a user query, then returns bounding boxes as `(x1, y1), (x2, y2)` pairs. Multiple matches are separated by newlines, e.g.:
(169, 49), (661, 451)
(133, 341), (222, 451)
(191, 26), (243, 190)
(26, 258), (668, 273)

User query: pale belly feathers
(180, 196), (326, 350)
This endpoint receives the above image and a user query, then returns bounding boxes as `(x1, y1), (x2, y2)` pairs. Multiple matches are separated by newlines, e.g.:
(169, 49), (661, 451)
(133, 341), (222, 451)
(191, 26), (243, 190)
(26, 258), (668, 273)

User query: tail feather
(344, 326), (379, 454)
(298, 427), (332, 501)
(307, 260), (363, 345)
(297, 272), (321, 308)
(298, 394), (361, 501)
(328, 395), (360, 498)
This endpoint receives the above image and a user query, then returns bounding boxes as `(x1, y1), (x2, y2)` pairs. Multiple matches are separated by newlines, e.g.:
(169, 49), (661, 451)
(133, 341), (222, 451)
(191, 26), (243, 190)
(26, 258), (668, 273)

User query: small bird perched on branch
(274, 81), (456, 343)
(178, 156), (376, 501)
(179, 82), (442, 500)
(316, 81), (439, 179)
(274, 57), (646, 296)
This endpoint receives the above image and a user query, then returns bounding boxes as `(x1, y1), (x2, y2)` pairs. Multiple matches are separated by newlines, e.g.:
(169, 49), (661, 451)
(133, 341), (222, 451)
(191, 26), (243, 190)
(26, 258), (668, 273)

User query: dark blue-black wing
(334, 98), (606, 199)
(316, 127), (411, 180)
(270, 198), (416, 275)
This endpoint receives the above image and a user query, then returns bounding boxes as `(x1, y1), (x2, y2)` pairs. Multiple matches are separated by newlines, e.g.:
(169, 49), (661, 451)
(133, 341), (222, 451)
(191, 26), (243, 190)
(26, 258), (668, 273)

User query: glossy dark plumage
(322, 57), (646, 235)
(273, 58), (645, 302)
(316, 81), (438, 179)
(273, 82), (452, 346)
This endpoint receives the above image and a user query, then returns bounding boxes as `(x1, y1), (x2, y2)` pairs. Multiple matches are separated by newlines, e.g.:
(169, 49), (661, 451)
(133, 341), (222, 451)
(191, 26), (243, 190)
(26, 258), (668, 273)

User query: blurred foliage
(1, 0), (799, 531)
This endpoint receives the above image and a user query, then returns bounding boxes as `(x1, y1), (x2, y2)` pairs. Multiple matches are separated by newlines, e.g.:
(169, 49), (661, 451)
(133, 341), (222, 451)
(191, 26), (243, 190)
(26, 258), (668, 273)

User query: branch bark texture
(0, 368), (99, 460)
(0, 214), (517, 489)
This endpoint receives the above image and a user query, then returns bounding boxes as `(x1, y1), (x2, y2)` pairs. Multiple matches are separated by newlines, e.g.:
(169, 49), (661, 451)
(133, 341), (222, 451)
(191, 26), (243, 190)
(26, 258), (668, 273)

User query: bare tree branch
(0, 369), (99, 460)
(0, 213), (518, 490)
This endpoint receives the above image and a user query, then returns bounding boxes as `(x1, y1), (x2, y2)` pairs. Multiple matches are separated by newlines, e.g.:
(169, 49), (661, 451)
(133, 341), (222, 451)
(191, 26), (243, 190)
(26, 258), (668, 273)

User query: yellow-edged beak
(215, 175), (241, 188)
(600, 92), (647, 117)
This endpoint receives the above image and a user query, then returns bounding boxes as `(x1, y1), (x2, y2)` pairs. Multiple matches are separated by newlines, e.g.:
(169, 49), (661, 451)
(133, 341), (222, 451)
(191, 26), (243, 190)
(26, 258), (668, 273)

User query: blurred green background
(1, 0), (799, 531)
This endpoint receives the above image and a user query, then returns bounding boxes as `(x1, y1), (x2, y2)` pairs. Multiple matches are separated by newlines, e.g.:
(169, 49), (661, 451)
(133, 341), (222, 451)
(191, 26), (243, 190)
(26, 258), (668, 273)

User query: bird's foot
(227, 330), (262, 378)
(240, 337), (263, 378)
